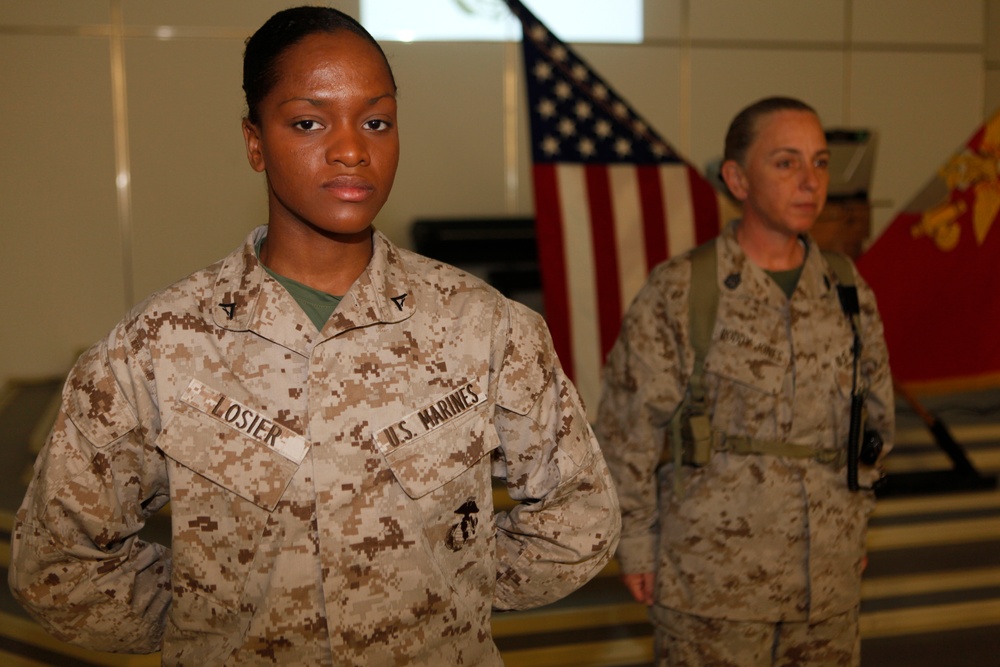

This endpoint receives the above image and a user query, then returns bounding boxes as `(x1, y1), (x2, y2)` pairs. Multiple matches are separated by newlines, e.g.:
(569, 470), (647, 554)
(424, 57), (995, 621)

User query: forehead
(751, 109), (827, 153)
(273, 30), (393, 88)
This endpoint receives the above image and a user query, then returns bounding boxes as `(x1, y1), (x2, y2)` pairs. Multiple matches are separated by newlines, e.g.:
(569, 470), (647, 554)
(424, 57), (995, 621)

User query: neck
(735, 220), (804, 271)
(260, 224), (373, 296)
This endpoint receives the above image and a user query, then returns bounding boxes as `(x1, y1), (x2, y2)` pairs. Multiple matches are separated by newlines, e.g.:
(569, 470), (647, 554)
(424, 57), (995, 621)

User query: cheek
(762, 179), (793, 203)
(375, 145), (400, 186)
(268, 146), (317, 180)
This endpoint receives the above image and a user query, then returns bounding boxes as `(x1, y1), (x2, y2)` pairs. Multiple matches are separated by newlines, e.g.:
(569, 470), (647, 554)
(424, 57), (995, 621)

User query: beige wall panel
(987, 70), (1000, 119)
(689, 0), (844, 42)
(121, 0), (359, 28)
(0, 0), (108, 25)
(687, 49), (845, 173)
(850, 52), (983, 239)
(988, 0), (1000, 61)
(125, 37), (267, 300)
(852, 0), (982, 45)
(376, 41), (512, 247)
(644, 0), (683, 42)
(0, 35), (122, 383)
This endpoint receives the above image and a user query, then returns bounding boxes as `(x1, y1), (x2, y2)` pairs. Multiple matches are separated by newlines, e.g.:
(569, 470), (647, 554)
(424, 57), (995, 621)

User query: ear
(720, 159), (749, 202)
(242, 118), (266, 173)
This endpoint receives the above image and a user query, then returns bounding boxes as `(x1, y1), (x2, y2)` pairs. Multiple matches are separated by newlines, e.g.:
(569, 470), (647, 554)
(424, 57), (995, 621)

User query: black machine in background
(411, 217), (545, 315)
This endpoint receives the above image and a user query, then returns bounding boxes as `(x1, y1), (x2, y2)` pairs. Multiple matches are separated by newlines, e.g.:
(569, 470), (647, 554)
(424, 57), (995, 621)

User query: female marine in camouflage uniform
(597, 97), (892, 666)
(10, 7), (620, 665)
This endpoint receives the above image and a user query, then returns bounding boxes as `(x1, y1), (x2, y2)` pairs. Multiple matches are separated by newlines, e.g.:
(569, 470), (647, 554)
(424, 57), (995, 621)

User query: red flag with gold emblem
(857, 109), (1000, 392)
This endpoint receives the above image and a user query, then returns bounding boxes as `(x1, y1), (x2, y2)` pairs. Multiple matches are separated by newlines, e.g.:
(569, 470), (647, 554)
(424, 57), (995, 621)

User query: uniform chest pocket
(704, 326), (788, 395)
(157, 380), (306, 511)
(374, 402), (500, 500)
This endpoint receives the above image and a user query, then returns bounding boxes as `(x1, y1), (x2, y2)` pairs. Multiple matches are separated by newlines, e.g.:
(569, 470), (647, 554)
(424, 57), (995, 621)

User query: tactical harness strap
(670, 239), (857, 486)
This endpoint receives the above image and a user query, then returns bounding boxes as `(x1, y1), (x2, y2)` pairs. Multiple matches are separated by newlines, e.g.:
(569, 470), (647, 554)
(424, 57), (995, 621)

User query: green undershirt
(255, 236), (342, 330)
(764, 239), (808, 299)
(765, 265), (803, 299)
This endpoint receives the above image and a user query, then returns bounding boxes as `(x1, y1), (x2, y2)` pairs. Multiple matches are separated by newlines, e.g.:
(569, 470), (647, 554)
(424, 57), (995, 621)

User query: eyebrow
(279, 92), (396, 109)
(768, 147), (831, 158)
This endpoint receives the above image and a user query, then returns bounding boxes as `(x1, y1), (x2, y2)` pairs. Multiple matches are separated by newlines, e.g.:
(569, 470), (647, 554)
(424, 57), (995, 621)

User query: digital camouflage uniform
(10, 226), (621, 666)
(597, 220), (893, 625)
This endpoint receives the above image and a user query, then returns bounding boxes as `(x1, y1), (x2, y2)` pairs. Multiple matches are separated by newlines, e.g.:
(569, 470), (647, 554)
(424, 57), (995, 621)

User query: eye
(364, 118), (392, 132)
(815, 157), (830, 169)
(293, 119), (323, 131)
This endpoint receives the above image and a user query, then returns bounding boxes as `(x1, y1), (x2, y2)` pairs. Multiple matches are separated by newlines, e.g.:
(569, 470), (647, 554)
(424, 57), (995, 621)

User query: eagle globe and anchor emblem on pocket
(446, 497), (480, 551)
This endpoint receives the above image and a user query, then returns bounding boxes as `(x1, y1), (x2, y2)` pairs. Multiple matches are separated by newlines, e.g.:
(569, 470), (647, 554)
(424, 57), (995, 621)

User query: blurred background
(1, 0), (999, 385)
(2, 2), (999, 665)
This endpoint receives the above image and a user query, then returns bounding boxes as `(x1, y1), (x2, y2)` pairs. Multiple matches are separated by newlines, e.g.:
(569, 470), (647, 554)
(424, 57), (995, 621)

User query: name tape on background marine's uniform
(181, 379), (309, 464)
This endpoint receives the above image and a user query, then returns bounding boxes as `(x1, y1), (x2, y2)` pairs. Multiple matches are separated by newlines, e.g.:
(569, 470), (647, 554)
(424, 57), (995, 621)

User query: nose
(326, 126), (369, 167)
(800, 164), (822, 192)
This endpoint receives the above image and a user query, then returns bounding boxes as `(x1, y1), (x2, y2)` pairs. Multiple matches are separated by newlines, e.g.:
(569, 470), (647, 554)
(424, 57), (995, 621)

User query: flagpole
(678, 0), (692, 157)
(879, 379), (998, 497)
(503, 31), (520, 213)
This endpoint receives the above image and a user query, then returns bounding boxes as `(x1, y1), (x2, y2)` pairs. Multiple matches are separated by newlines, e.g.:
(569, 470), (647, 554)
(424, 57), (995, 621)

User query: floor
(1, 377), (998, 666)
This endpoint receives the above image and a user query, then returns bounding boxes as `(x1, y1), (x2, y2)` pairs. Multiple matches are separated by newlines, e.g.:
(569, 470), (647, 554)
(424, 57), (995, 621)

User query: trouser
(649, 605), (860, 667)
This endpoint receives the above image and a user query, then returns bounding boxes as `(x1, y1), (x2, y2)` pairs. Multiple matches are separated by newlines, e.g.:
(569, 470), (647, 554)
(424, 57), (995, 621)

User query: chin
(308, 219), (376, 239)
(787, 216), (818, 233)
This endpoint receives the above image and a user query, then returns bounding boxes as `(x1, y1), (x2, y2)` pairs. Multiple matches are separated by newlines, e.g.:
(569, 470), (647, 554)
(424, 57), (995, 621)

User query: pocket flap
(705, 324), (788, 393)
(157, 380), (304, 511)
(375, 405), (500, 500)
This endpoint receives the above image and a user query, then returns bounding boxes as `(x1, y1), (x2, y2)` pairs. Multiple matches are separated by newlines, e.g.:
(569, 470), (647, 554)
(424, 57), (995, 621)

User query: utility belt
(670, 412), (847, 469)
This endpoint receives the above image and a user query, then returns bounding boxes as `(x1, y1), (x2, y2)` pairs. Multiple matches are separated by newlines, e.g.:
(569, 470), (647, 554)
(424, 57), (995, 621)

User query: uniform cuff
(614, 533), (656, 574)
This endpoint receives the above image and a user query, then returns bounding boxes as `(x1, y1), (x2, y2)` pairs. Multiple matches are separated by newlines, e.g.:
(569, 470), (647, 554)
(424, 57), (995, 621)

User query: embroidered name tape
(181, 379), (308, 464)
(717, 327), (787, 364)
(373, 382), (485, 453)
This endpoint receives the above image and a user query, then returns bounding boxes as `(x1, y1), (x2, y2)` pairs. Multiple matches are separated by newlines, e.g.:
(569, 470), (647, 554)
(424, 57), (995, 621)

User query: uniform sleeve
(490, 301), (621, 611)
(855, 265), (895, 482)
(594, 264), (689, 574)
(8, 322), (172, 653)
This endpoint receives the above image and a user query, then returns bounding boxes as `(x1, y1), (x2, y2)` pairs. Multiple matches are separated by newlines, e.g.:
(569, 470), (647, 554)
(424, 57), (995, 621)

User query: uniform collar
(716, 220), (841, 306)
(325, 229), (415, 336)
(210, 226), (415, 355)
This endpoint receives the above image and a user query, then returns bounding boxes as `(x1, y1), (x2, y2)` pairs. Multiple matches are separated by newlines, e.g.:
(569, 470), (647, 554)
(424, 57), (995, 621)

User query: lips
(323, 175), (374, 202)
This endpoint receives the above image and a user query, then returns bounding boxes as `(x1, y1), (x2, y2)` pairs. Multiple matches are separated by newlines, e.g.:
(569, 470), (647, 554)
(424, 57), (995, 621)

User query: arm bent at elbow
(9, 339), (172, 653)
(490, 303), (620, 611)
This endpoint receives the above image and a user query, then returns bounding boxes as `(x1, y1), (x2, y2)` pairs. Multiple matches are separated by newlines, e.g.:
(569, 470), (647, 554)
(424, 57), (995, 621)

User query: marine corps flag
(857, 108), (1000, 392)
(501, 0), (730, 412)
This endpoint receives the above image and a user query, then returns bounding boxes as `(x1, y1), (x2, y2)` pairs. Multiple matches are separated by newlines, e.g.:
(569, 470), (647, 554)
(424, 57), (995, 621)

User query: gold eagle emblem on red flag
(912, 114), (1000, 250)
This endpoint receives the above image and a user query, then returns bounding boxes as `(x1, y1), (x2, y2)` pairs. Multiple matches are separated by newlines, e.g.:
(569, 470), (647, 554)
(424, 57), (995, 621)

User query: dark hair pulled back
(723, 96), (818, 165)
(243, 5), (395, 125)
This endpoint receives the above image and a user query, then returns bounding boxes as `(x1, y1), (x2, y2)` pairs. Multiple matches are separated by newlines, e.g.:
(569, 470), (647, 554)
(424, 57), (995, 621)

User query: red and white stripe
(532, 161), (726, 414)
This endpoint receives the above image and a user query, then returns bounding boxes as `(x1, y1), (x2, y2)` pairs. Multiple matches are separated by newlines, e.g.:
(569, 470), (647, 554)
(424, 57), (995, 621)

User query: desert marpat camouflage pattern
(9, 226), (621, 665)
(596, 220), (893, 623)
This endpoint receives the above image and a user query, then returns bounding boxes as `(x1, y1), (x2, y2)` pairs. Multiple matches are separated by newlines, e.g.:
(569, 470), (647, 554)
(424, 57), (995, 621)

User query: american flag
(502, 0), (729, 413)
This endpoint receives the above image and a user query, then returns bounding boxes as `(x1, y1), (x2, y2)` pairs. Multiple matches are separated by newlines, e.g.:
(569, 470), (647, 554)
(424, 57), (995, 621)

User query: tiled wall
(1, 0), (996, 382)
